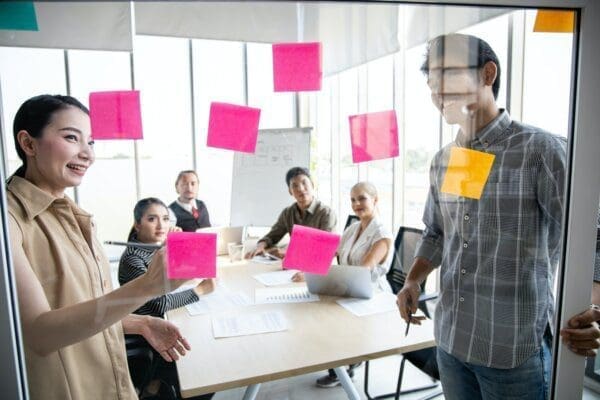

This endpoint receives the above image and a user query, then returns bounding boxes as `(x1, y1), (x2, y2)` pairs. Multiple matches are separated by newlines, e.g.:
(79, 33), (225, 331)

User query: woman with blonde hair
(315, 181), (394, 388)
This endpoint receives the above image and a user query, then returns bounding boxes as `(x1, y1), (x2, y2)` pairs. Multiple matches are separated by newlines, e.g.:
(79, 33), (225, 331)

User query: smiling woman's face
(24, 106), (94, 196)
(350, 187), (377, 221)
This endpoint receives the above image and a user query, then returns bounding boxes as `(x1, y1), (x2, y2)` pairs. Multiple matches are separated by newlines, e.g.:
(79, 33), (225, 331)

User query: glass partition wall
(0, 2), (598, 399)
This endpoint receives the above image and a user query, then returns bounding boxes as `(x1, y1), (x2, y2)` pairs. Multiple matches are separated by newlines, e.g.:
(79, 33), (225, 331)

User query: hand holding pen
(396, 281), (426, 336)
(405, 298), (413, 336)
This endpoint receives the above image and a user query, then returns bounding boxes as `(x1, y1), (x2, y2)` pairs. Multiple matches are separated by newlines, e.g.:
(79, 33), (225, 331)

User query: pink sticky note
(349, 110), (399, 163)
(206, 102), (261, 153)
(89, 90), (143, 140)
(282, 225), (340, 275)
(166, 232), (217, 279)
(272, 42), (322, 92)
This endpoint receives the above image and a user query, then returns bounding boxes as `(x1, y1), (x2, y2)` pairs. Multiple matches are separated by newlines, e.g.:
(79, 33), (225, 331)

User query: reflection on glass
(0, 3), (588, 400)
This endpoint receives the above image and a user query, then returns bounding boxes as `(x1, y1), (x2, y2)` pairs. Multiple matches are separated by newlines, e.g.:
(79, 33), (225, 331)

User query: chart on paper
(255, 286), (319, 304)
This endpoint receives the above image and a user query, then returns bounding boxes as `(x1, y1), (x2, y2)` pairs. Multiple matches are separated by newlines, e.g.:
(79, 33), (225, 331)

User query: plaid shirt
(416, 110), (570, 368)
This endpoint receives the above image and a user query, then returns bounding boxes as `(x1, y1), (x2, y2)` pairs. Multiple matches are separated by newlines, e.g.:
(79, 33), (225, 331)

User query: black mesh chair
(344, 214), (360, 230)
(364, 227), (442, 400)
(125, 334), (178, 399)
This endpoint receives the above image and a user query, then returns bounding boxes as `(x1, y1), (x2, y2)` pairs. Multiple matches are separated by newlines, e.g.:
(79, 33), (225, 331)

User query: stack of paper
(336, 292), (399, 317)
(212, 311), (288, 338)
(255, 286), (319, 304)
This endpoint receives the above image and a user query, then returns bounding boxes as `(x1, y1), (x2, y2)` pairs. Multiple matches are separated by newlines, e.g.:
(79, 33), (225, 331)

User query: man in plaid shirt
(396, 33), (600, 399)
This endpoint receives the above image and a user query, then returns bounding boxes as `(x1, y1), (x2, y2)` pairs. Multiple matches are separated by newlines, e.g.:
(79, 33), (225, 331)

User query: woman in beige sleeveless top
(7, 94), (191, 400)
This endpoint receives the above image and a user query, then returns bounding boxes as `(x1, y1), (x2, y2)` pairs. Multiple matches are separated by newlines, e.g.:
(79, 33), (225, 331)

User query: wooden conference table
(167, 258), (436, 399)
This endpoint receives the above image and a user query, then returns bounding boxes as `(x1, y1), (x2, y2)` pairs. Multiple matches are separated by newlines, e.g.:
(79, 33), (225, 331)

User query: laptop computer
(197, 226), (245, 255)
(305, 265), (373, 299)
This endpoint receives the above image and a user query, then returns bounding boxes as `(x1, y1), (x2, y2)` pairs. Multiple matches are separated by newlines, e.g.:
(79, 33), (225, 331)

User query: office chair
(125, 334), (178, 399)
(364, 227), (443, 400)
(344, 214), (360, 230)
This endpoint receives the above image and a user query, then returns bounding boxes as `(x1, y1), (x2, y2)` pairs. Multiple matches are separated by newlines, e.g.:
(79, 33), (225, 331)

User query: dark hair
(175, 170), (198, 186)
(285, 167), (311, 187)
(127, 197), (168, 241)
(12, 94), (89, 178)
(420, 34), (501, 100)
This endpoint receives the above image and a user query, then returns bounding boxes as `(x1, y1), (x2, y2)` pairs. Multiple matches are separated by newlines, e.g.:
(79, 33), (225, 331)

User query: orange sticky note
(440, 147), (495, 200)
(534, 10), (575, 33)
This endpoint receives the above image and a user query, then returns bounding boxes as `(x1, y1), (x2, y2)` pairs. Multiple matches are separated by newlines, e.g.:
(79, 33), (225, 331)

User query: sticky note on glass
(0, 2), (38, 31)
(89, 91), (143, 140)
(534, 10), (575, 33)
(440, 147), (495, 200)
(166, 232), (217, 279)
(206, 102), (261, 153)
(349, 110), (399, 163)
(282, 225), (340, 275)
(272, 42), (322, 92)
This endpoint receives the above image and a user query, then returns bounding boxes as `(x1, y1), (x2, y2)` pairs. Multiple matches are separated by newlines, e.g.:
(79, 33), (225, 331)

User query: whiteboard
(230, 127), (311, 227)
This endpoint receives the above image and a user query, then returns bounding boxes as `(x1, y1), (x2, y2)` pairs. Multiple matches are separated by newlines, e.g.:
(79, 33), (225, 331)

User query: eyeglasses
(427, 66), (480, 87)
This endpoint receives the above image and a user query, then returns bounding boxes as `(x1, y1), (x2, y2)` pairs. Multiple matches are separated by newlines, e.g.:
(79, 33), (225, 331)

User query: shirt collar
(455, 109), (512, 149)
(7, 175), (88, 220)
(305, 198), (319, 215)
(176, 198), (194, 213)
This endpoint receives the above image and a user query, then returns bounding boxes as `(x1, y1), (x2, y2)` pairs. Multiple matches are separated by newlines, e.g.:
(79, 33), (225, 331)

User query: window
(68, 49), (135, 241)
(246, 43), (295, 129)
(0, 47), (66, 176)
(192, 39), (245, 225)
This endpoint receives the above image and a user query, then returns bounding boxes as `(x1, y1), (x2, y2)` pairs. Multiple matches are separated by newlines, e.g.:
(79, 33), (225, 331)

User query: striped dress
(118, 242), (199, 317)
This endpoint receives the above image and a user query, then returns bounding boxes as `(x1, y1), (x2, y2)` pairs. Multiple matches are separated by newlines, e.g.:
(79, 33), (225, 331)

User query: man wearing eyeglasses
(396, 33), (600, 399)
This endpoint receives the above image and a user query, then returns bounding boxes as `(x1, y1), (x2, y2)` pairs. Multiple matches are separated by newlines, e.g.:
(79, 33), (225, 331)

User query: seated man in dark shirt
(168, 170), (211, 232)
(248, 166), (337, 258)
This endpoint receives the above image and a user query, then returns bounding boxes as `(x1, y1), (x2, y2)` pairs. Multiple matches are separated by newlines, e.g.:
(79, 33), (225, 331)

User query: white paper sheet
(212, 311), (289, 338)
(336, 292), (398, 317)
(253, 270), (298, 286)
(185, 285), (251, 316)
(255, 286), (319, 304)
(252, 254), (281, 265)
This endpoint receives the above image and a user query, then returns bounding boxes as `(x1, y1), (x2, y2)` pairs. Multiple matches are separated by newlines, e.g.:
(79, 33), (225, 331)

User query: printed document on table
(212, 311), (289, 338)
(255, 286), (319, 304)
(186, 284), (251, 316)
(253, 270), (298, 286)
(336, 292), (398, 317)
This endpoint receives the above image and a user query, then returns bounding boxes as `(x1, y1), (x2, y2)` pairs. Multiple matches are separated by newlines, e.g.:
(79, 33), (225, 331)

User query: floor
(211, 354), (600, 400)
(212, 354), (440, 400)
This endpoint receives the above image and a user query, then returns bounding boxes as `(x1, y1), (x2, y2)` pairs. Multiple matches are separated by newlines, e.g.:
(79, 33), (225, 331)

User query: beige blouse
(7, 176), (136, 400)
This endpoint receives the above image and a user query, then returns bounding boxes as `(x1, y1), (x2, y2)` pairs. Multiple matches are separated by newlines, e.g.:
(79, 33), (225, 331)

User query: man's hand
(267, 247), (286, 259)
(246, 242), (266, 259)
(141, 317), (191, 362)
(560, 306), (600, 357)
(396, 281), (426, 326)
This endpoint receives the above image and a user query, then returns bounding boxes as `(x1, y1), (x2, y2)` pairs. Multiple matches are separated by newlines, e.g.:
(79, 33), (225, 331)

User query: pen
(263, 252), (279, 261)
(405, 298), (412, 337)
(104, 240), (162, 250)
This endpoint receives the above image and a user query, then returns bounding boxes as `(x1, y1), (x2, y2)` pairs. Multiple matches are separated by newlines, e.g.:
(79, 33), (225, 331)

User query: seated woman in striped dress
(119, 197), (215, 317)
(119, 197), (215, 400)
